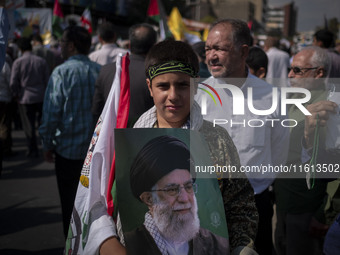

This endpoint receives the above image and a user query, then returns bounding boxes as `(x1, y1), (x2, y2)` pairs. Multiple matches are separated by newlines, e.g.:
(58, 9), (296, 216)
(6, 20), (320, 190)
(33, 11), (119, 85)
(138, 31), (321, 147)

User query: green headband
(147, 61), (197, 80)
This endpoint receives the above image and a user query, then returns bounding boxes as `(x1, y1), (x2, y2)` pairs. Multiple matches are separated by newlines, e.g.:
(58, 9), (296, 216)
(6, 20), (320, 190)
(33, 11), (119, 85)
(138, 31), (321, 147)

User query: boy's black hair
(145, 39), (199, 78)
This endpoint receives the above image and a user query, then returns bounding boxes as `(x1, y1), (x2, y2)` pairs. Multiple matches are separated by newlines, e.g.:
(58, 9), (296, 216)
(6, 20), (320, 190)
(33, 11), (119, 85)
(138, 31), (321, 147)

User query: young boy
(100, 40), (258, 255)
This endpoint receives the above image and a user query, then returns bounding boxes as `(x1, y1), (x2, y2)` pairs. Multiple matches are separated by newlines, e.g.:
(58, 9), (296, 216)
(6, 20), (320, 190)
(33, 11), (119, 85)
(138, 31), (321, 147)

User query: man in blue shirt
(39, 26), (101, 238)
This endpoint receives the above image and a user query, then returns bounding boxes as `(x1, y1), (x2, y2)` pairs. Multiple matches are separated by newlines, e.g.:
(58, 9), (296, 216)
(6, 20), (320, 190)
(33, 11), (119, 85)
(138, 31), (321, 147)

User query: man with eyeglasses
(124, 135), (229, 255)
(274, 46), (331, 255)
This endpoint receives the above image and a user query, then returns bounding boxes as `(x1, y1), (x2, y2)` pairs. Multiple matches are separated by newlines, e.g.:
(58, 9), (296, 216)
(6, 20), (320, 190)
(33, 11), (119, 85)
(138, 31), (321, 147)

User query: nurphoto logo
(197, 81), (312, 128)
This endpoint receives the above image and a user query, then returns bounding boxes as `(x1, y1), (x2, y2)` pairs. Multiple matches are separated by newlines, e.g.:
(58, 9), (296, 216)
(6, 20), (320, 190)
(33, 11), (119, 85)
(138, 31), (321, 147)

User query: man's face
(288, 50), (321, 90)
(151, 169), (199, 242)
(205, 24), (246, 78)
(154, 169), (195, 211)
(147, 72), (195, 128)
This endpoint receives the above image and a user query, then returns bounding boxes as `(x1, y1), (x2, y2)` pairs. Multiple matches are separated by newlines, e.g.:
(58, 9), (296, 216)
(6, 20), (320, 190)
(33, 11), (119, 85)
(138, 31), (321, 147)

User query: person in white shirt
(89, 22), (128, 66)
(195, 19), (289, 255)
(98, 39), (258, 255)
(264, 36), (290, 87)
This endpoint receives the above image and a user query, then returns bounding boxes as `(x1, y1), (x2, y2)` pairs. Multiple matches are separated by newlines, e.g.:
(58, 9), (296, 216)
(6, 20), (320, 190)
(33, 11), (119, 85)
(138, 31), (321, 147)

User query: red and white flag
(65, 53), (130, 254)
(80, 7), (92, 34)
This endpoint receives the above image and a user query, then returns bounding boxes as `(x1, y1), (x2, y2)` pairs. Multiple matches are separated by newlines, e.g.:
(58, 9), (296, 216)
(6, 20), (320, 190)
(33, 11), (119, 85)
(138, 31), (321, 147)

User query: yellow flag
(167, 7), (186, 40)
(202, 28), (209, 42)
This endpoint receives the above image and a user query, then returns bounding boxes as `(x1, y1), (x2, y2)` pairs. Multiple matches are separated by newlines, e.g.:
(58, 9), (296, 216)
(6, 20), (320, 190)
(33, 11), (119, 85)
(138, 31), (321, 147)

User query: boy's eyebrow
(154, 80), (189, 86)
(154, 81), (170, 86)
(175, 80), (190, 86)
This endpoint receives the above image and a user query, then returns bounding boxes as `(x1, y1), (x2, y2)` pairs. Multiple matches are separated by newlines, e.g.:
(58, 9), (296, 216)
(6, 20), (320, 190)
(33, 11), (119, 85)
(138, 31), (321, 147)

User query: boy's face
(147, 72), (194, 128)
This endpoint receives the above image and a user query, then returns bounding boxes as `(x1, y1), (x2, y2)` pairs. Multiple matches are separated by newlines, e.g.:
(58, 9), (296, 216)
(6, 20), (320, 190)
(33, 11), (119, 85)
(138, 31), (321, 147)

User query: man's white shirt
(266, 47), (290, 87)
(195, 73), (289, 194)
(89, 43), (129, 66)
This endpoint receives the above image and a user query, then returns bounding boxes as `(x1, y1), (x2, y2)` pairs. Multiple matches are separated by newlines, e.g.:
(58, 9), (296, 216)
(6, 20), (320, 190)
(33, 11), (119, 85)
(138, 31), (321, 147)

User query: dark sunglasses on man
(288, 66), (319, 75)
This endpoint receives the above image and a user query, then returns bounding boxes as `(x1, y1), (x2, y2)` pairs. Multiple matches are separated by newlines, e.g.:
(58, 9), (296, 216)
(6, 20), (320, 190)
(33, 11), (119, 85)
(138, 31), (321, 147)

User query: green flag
(52, 0), (64, 38)
(147, 0), (172, 40)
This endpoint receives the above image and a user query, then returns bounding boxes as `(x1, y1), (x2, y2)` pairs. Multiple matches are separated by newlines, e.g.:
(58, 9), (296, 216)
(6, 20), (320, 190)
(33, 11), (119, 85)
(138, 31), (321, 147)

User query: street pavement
(0, 129), (65, 255)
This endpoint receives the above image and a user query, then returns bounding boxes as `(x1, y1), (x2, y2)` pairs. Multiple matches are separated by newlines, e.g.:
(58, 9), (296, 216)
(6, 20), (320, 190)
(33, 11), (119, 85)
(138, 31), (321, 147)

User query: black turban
(130, 135), (193, 200)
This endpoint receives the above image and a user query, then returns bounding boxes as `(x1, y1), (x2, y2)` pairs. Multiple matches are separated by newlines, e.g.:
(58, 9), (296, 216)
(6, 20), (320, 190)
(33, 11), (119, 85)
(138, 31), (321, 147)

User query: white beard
(289, 77), (319, 90)
(152, 195), (200, 243)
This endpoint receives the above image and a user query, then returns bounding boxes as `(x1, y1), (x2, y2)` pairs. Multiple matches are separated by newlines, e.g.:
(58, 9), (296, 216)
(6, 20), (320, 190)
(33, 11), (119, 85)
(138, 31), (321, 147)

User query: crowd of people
(1, 3), (340, 255)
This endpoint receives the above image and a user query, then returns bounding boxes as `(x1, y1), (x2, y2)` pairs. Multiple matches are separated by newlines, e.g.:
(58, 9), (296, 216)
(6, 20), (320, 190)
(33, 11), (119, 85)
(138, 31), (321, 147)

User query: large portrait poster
(8, 8), (52, 40)
(114, 128), (229, 253)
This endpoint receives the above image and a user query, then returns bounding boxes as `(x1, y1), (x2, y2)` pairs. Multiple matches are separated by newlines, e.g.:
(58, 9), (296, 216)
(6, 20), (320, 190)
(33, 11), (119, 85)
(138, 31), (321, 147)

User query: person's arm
(0, 3), (9, 71)
(3, 61), (10, 86)
(304, 100), (338, 149)
(99, 237), (126, 255)
(222, 176), (259, 255)
(9, 60), (20, 100)
(303, 100), (340, 169)
(302, 100), (339, 167)
(216, 127), (259, 254)
(303, 101), (338, 236)
(38, 71), (64, 158)
(96, 212), (126, 255)
(39, 63), (56, 163)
